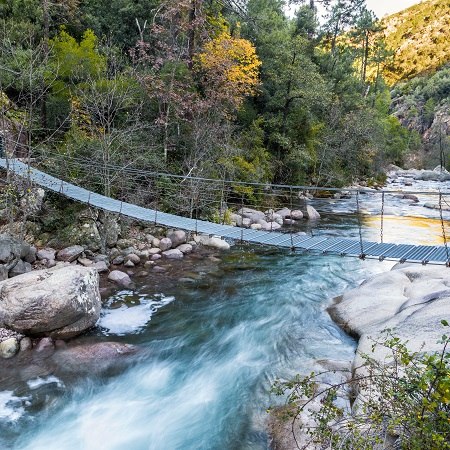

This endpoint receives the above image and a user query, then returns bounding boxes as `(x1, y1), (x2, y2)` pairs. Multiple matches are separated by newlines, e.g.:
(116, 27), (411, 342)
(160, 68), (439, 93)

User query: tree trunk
(187, 0), (199, 70)
(41, 0), (49, 130)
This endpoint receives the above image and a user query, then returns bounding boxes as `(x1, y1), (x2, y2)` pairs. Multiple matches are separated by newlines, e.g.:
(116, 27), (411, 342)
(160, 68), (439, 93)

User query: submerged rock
(49, 341), (137, 375)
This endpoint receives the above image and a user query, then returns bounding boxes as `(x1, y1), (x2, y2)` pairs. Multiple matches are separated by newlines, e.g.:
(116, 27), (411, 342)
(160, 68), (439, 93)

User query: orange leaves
(195, 31), (261, 111)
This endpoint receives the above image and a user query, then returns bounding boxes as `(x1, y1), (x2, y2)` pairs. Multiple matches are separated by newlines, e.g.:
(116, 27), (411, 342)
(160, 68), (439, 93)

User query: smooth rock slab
(0, 266), (101, 339)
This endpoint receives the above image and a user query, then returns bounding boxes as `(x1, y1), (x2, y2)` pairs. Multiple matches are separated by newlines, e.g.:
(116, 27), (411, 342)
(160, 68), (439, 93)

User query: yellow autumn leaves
(195, 31), (261, 111)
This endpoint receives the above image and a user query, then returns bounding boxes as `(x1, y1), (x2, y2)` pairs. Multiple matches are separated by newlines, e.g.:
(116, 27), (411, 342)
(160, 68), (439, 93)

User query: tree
(195, 30), (261, 112)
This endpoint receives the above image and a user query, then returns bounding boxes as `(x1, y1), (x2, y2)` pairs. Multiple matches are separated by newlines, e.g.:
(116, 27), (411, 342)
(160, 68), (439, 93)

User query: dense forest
(0, 0), (448, 194)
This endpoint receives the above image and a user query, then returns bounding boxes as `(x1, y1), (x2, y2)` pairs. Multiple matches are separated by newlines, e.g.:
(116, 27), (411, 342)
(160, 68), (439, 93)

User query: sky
(366, 0), (421, 18)
(286, 1), (422, 20)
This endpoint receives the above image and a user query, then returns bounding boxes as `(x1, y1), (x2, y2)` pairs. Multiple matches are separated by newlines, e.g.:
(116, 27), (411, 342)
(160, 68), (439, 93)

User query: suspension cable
(439, 191), (450, 267)
(380, 192), (385, 244)
(356, 190), (365, 259)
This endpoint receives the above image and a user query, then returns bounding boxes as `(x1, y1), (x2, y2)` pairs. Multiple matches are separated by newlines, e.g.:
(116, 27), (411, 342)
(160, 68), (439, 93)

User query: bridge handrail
(8, 151), (450, 197)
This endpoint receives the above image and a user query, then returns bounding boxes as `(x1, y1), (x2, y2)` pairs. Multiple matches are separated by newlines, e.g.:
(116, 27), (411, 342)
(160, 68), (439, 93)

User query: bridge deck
(1, 159), (449, 265)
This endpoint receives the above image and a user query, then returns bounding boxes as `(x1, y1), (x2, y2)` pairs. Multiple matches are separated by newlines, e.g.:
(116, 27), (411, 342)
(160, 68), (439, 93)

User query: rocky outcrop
(395, 166), (450, 181)
(0, 234), (35, 280)
(0, 266), (101, 339)
(328, 264), (450, 366)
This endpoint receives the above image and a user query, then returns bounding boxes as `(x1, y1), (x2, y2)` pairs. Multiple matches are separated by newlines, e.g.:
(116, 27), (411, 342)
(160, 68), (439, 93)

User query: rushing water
(1, 176), (449, 450)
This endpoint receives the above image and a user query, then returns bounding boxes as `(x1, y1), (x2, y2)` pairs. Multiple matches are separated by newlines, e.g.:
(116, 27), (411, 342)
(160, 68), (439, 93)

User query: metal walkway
(1, 158), (449, 265)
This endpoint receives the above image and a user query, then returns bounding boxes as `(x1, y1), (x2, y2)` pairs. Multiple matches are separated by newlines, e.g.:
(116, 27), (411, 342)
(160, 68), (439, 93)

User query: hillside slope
(390, 64), (449, 168)
(382, 0), (450, 84)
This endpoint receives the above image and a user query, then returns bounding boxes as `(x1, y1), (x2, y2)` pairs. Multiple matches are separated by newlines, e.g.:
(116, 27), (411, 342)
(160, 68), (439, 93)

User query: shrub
(272, 321), (450, 449)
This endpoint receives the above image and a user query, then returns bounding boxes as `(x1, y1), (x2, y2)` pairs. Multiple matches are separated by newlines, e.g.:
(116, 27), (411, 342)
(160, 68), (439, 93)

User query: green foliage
(272, 323), (450, 449)
(49, 28), (106, 83)
(0, 0), (438, 202)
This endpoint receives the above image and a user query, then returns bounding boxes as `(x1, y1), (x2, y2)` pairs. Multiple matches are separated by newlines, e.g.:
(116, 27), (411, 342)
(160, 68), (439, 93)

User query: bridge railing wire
(1, 141), (450, 247)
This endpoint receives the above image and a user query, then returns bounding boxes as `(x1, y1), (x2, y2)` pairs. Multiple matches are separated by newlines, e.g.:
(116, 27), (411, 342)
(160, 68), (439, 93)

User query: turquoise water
(1, 245), (392, 450)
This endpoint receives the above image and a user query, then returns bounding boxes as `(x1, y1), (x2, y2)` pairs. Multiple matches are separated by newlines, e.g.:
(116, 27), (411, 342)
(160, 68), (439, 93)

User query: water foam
(0, 391), (29, 422)
(98, 293), (174, 335)
(27, 376), (65, 390)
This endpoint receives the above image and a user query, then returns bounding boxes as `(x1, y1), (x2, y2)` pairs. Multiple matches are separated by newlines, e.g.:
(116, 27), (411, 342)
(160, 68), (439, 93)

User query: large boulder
(237, 208), (266, 224)
(0, 337), (19, 359)
(37, 247), (56, 261)
(201, 236), (231, 250)
(159, 238), (172, 251)
(305, 205), (321, 220)
(162, 249), (184, 260)
(9, 259), (32, 278)
(0, 266), (101, 339)
(98, 213), (121, 248)
(20, 187), (45, 216)
(167, 230), (187, 247)
(69, 222), (102, 252)
(0, 234), (35, 280)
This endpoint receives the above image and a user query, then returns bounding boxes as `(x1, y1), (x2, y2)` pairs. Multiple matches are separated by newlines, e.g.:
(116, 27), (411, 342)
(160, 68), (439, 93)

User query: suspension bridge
(1, 157), (450, 265)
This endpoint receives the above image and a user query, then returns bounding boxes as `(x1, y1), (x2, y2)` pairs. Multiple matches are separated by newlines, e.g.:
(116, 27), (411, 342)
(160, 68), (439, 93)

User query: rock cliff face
(390, 65), (449, 168)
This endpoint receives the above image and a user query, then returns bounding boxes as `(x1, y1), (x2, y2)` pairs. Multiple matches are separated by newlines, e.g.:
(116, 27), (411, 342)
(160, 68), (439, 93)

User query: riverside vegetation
(3, 0), (446, 197)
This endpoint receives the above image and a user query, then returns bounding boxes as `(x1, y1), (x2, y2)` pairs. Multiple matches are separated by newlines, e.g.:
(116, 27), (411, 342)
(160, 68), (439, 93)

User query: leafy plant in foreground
(271, 321), (450, 449)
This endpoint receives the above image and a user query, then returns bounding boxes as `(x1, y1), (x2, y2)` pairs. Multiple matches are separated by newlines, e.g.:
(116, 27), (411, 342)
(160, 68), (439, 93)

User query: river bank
(269, 262), (450, 449)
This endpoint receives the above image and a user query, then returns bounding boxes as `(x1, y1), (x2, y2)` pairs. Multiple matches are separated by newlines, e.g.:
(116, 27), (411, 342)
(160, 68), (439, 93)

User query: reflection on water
(364, 215), (447, 245)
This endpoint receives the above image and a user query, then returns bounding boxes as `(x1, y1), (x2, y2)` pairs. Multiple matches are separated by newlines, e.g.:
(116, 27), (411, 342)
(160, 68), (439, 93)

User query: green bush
(272, 321), (450, 449)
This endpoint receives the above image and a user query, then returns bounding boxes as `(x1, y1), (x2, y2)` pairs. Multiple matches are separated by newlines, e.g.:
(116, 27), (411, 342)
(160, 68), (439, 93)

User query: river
(1, 176), (448, 449)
